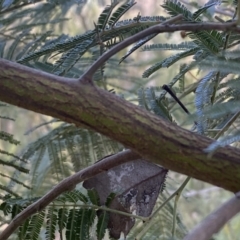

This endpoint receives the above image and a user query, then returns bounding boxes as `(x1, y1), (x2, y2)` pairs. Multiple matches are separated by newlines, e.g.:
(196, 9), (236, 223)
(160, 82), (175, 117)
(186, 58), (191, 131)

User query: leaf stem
(136, 176), (191, 240)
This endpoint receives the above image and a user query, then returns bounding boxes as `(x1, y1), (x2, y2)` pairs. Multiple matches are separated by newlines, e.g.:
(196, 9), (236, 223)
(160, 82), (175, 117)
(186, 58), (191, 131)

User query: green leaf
(57, 190), (89, 204)
(205, 130), (240, 153)
(76, 209), (96, 240)
(142, 47), (198, 78)
(0, 131), (20, 145)
(54, 40), (93, 76)
(191, 30), (224, 54)
(97, 2), (119, 31)
(97, 211), (109, 240)
(142, 42), (197, 51)
(161, 0), (193, 21)
(45, 207), (57, 240)
(192, 1), (219, 19)
(18, 30), (96, 63)
(87, 189), (100, 205)
(119, 33), (157, 63)
(66, 209), (77, 240)
(24, 211), (45, 240)
(105, 192), (116, 207)
(108, 1), (137, 27)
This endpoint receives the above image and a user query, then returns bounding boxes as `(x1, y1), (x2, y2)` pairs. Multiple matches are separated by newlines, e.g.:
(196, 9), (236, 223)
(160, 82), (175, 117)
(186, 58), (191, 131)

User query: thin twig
(0, 150), (140, 240)
(184, 192), (240, 240)
(80, 15), (184, 79)
(214, 111), (240, 139)
(49, 203), (147, 221)
(136, 176), (191, 240)
(172, 177), (190, 238)
(80, 17), (239, 80)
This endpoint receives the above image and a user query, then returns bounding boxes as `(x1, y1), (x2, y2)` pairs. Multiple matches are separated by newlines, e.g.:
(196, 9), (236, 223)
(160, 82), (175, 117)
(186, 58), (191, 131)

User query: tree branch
(0, 150), (140, 240)
(1, 55), (240, 192)
(1, 20), (240, 239)
(82, 19), (238, 78)
(184, 193), (240, 240)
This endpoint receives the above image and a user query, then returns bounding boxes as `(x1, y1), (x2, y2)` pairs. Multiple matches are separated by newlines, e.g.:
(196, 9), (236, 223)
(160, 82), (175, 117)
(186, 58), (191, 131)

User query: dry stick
(81, 17), (239, 79)
(0, 150), (140, 240)
(184, 192), (240, 240)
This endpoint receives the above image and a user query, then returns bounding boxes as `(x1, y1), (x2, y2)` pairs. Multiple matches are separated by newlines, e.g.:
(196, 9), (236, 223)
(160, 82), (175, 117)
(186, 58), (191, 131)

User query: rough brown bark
(1, 58), (240, 193)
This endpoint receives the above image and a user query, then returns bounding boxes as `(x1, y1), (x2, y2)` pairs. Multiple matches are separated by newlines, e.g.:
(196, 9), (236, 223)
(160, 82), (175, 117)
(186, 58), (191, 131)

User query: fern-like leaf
(97, 2), (119, 31)
(18, 30), (96, 63)
(58, 208), (68, 233)
(142, 42), (197, 51)
(195, 71), (217, 134)
(191, 30), (224, 54)
(54, 39), (94, 76)
(45, 207), (57, 240)
(205, 130), (240, 153)
(143, 47), (198, 78)
(24, 210), (45, 240)
(88, 189), (100, 206)
(200, 57), (240, 75)
(192, 1), (220, 20)
(108, 0), (137, 27)
(119, 33), (157, 63)
(97, 211), (109, 240)
(57, 190), (89, 204)
(162, 0), (193, 21)
(66, 208), (78, 240)
(76, 208), (96, 240)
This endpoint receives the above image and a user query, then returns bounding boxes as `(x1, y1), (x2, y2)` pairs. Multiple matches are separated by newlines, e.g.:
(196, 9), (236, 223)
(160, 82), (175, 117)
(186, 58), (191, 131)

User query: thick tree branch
(0, 150), (140, 240)
(0, 54), (240, 186)
(1, 38), (240, 189)
(1, 51), (240, 192)
(184, 193), (240, 240)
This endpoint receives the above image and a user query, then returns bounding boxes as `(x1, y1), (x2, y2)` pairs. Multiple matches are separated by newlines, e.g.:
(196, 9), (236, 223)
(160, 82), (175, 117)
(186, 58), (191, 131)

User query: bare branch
(0, 150), (140, 240)
(184, 193), (240, 240)
(81, 18), (238, 79)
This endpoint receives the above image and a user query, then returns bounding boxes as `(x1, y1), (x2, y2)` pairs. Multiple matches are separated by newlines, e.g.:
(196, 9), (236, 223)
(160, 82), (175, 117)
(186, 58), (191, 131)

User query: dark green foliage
(143, 47), (199, 78)
(108, 1), (136, 27)
(142, 42), (197, 51)
(0, 131), (19, 145)
(58, 207), (68, 233)
(57, 190), (89, 204)
(16, 1), (167, 77)
(138, 87), (173, 121)
(24, 211), (45, 240)
(87, 189), (100, 206)
(105, 192), (116, 207)
(97, 1), (119, 31)
(46, 207), (57, 240)
(97, 210), (109, 240)
(0, 106), (29, 196)
(119, 33), (157, 63)
(18, 122), (123, 194)
(162, 0), (193, 21)
(0, 190), (104, 240)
